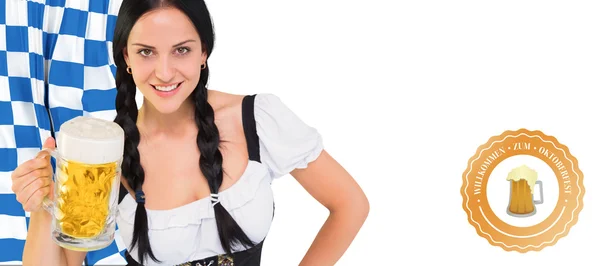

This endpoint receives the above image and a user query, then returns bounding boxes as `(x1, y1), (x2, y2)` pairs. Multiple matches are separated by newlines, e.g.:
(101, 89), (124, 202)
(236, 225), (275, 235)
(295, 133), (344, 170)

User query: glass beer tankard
(41, 116), (124, 251)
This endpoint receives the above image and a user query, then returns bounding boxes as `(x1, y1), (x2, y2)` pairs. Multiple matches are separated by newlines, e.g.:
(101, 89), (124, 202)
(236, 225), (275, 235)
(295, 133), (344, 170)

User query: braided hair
(112, 0), (254, 264)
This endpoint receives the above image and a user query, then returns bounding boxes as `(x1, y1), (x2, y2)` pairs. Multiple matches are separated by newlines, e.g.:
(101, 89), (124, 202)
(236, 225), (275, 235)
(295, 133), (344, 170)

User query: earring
(126, 67), (132, 74)
(201, 63), (206, 70)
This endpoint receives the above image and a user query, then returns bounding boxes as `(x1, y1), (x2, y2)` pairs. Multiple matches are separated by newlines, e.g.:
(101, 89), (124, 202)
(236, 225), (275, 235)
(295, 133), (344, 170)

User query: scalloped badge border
(461, 129), (585, 252)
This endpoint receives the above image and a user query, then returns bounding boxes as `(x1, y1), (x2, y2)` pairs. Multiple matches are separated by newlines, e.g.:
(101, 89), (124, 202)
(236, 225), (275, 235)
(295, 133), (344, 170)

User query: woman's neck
(137, 96), (196, 138)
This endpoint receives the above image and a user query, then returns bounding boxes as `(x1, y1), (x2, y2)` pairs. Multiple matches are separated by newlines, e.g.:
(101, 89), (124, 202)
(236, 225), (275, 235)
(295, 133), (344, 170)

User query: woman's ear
(201, 50), (208, 66)
(123, 47), (130, 66)
(200, 42), (208, 66)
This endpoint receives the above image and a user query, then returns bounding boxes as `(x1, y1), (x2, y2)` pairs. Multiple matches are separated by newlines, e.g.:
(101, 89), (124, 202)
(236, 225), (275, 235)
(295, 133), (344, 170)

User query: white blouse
(116, 93), (324, 265)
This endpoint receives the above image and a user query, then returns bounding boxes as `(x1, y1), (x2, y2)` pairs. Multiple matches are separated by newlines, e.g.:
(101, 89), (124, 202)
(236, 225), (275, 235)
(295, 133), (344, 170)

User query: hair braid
(194, 65), (255, 254)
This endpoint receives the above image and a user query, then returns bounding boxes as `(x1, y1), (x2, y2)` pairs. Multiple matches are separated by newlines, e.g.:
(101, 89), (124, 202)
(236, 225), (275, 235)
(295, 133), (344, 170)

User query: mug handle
(40, 148), (60, 214)
(534, 180), (544, 204)
(42, 196), (54, 213)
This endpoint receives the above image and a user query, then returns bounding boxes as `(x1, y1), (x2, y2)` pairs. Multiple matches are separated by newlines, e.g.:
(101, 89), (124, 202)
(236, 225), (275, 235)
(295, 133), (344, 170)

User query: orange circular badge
(461, 129), (585, 252)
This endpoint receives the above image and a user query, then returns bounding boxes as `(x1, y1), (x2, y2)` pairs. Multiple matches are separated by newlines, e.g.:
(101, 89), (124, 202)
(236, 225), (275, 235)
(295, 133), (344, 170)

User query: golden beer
(508, 179), (535, 215)
(55, 160), (118, 238)
(506, 165), (544, 217)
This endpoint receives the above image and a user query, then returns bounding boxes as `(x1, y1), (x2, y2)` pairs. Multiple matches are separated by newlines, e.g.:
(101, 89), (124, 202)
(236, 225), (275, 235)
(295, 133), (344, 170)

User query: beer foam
(506, 164), (537, 194)
(57, 116), (125, 164)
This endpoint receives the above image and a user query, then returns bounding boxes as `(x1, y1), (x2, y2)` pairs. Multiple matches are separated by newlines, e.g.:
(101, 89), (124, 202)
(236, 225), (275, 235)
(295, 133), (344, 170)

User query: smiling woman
(123, 6), (206, 113)
(13, 1), (369, 266)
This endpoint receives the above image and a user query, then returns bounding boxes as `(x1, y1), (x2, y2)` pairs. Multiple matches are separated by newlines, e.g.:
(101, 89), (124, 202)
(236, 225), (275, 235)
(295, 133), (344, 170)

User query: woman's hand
(11, 137), (56, 212)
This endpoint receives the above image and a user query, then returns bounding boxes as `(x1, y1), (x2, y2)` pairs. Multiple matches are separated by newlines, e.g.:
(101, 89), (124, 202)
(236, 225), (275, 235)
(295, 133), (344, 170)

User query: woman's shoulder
(207, 89), (245, 111)
(207, 90), (283, 108)
(208, 90), (295, 122)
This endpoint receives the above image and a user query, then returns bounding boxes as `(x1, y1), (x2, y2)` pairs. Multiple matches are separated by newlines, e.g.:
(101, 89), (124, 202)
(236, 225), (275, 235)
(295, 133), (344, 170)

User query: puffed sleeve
(254, 93), (324, 179)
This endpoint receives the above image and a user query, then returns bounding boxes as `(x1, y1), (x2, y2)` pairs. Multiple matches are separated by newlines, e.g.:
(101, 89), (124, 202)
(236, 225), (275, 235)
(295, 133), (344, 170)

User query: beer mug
(506, 165), (544, 217)
(41, 116), (124, 251)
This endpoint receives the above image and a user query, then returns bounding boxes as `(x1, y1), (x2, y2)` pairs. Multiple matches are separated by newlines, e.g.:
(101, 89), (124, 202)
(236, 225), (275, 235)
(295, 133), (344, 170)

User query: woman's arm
(291, 150), (370, 266)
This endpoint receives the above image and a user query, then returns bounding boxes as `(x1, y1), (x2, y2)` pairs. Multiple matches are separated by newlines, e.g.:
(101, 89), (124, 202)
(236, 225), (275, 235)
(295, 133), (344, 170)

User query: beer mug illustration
(41, 116), (124, 251)
(506, 165), (544, 217)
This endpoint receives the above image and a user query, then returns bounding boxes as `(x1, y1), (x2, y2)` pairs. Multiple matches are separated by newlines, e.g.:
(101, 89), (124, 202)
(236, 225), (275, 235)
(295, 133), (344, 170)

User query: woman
(10, 0), (369, 265)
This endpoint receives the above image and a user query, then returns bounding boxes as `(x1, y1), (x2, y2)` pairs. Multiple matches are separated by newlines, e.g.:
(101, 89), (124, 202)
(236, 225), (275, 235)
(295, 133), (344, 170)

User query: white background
(149, 0), (599, 265)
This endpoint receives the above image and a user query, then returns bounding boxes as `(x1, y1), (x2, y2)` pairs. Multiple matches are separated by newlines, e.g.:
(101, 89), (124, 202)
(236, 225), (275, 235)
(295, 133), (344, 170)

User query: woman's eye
(139, 49), (153, 56)
(176, 47), (190, 55)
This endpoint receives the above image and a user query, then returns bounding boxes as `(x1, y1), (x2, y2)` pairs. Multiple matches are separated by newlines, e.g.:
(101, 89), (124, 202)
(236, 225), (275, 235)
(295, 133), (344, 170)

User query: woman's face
(124, 7), (206, 114)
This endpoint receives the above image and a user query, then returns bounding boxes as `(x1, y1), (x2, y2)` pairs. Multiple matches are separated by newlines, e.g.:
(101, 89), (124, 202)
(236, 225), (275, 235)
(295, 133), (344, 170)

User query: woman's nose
(154, 56), (175, 82)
